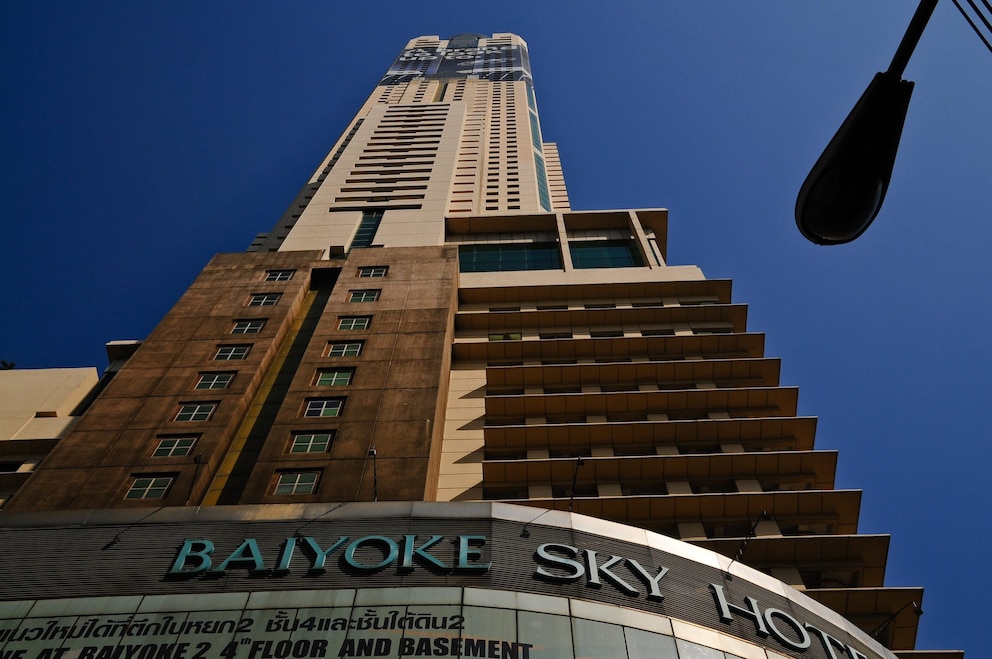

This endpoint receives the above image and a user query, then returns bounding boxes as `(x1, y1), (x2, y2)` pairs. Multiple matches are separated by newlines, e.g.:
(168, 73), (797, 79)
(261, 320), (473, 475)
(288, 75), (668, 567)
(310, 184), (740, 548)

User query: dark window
(232, 320), (265, 334)
(154, 437), (197, 457)
(265, 270), (296, 282)
(215, 345), (250, 361)
(358, 266), (388, 277)
(125, 476), (173, 500)
(290, 432), (334, 453)
(175, 403), (215, 422)
(351, 210), (384, 249)
(459, 242), (561, 272)
(326, 341), (364, 357)
(348, 289), (380, 303)
(338, 316), (371, 331)
(275, 471), (319, 495)
(248, 293), (281, 307)
(315, 369), (354, 386)
(304, 398), (344, 418)
(195, 372), (235, 390)
(489, 332), (521, 341)
(569, 239), (644, 269)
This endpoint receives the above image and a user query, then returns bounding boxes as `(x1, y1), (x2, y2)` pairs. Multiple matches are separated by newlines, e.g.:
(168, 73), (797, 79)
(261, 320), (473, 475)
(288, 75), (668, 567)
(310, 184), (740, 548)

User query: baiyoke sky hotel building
(0, 33), (962, 659)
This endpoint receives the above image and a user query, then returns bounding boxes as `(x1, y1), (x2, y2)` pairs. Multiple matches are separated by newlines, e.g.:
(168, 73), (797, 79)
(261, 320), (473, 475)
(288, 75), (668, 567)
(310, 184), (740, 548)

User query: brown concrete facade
(5, 247), (458, 512)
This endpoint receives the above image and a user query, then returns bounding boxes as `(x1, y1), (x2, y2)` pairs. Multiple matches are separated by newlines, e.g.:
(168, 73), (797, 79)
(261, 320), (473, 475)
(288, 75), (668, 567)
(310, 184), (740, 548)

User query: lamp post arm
(887, 0), (939, 79)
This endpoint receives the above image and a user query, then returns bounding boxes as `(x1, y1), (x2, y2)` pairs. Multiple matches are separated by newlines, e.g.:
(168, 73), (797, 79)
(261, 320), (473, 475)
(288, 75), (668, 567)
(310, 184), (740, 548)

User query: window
(274, 471), (319, 495)
(489, 332), (521, 341)
(195, 372), (235, 390)
(248, 293), (281, 307)
(304, 398), (344, 417)
(125, 476), (174, 500)
(231, 319), (265, 334)
(642, 328), (675, 337)
(358, 266), (388, 278)
(175, 403), (215, 422)
(350, 210), (384, 249)
(154, 436), (197, 457)
(290, 432), (334, 453)
(265, 270), (296, 282)
(569, 239), (645, 269)
(348, 289), (380, 303)
(693, 326), (733, 335)
(315, 369), (354, 386)
(326, 341), (364, 357)
(459, 243), (562, 272)
(215, 345), (250, 360)
(338, 316), (371, 331)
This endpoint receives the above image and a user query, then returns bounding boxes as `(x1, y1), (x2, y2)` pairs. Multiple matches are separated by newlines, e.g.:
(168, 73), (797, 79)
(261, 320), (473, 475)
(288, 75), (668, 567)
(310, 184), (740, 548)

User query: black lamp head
(796, 71), (915, 245)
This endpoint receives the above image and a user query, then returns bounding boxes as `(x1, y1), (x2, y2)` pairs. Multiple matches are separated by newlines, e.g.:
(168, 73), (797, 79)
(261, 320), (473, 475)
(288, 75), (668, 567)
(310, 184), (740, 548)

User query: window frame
(289, 432), (335, 454)
(326, 341), (364, 357)
(124, 476), (174, 500)
(337, 316), (371, 331)
(174, 403), (216, 422)
(568, 239), (645, 269)
(195, 372), (235, 390)
(348, 289), (381, 303)
(153, 436), (197, 457)
(231, 319), (265, 335)
(214, 345), (251, 361)
(314, 369), (354, 387)
(264, 269), (296, 282)
(274, 471), (320, 495)
(303, 397), (345, 418)
(357, 266), (388, 278)
(247, 293), (282, 307)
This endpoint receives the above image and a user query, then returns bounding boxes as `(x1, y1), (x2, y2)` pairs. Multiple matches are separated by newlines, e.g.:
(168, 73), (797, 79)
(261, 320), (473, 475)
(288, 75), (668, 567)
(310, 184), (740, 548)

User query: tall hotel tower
(0, 34), (960, 659)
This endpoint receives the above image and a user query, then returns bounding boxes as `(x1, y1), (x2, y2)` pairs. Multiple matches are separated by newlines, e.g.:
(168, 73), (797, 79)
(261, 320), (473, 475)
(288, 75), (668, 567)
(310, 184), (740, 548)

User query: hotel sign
(0, 514), (887, 659)
(162, 533), (878, 659)
(380, 44), (531, 85)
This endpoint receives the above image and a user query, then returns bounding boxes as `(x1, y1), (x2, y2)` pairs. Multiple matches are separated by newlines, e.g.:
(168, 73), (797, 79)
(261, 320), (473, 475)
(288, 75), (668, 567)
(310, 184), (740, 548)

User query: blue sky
(2, 2), (988, 653)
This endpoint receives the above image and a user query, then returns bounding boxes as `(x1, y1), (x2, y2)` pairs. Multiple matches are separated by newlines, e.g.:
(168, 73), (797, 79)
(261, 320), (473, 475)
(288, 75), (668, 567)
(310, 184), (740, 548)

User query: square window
(338, 316), (371, 331)
(304, 398), (344, 417)
(290, 432), (334, 453)
(248, 293), (281, 307)
(265, 270), (296, 282)
(232, 319), (265, 334)
(175, 403), (215, 422)
(326, 341), (364, 357)
(154, 436), (197, 457)
(195, 372), (235, 390)
(215, 345), (251, 360)
(348, 289), (380, 303)
(358, 266), (388, 278)
(315, 369), (354, 386)
(125, 476), (174, 500)
(274, 471), (319, 495)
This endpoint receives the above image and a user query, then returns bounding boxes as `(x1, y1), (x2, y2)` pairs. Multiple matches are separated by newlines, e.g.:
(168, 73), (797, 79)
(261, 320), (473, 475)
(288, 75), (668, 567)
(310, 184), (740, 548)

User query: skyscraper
(0, 34), (960, 659)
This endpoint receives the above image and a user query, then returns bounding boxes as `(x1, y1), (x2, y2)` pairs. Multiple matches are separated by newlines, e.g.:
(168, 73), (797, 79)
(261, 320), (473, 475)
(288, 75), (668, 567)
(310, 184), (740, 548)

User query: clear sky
(2, 1), (987, 653)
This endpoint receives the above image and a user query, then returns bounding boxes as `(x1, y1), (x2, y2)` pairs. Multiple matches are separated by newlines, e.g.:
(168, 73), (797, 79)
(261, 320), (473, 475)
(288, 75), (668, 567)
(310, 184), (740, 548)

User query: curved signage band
(0, 502), (897, 659)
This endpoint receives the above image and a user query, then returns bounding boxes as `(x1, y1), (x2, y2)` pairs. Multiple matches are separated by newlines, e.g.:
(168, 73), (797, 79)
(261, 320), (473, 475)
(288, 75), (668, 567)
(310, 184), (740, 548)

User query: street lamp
(795, 0), (938, 245)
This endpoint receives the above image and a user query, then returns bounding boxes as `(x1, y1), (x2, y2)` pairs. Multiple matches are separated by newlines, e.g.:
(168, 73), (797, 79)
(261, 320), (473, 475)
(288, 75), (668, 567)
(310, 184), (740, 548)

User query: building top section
(380, 33), (531, 85)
